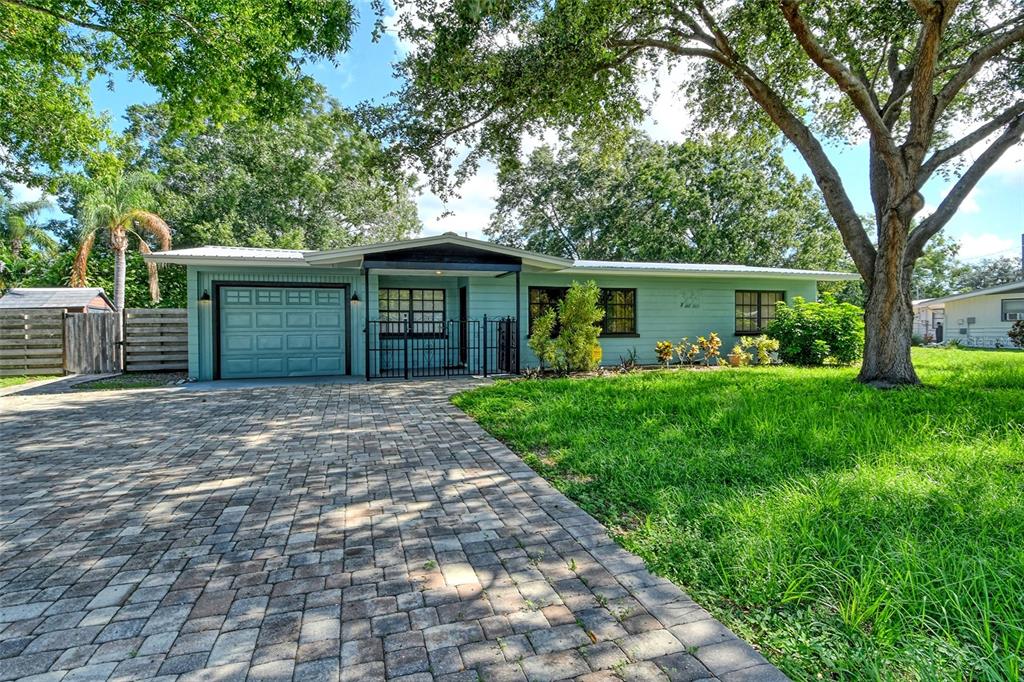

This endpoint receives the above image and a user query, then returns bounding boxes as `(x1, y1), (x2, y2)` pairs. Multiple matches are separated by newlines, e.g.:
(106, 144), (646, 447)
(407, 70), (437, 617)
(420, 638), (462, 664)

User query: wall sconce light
(198, 289), (211, 303)
(350, 292), (360, 303)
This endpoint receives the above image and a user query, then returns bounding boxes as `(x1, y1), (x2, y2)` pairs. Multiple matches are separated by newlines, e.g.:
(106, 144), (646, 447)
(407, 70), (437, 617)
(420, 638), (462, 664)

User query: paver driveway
(0, 382), (785, 682)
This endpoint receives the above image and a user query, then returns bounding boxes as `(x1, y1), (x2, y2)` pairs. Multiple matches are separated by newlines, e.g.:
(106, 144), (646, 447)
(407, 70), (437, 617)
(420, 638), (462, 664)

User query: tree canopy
(378, 0), (1024, 385)
(120, 93), (420, 250)
(1, 0), (354, 184)
(489, 132), (846, 270)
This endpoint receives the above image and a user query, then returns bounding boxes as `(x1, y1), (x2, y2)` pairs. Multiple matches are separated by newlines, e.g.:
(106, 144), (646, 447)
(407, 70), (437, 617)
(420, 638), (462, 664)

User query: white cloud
(10, 182), (46, 203)
(638, 61), (696, 142)
(957, 232), (1018, 261)
(414, 160), (500, 239)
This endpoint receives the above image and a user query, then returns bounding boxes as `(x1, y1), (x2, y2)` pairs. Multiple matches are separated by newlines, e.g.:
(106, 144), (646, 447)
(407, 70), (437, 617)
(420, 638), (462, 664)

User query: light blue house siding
(186, 263), (817, 380)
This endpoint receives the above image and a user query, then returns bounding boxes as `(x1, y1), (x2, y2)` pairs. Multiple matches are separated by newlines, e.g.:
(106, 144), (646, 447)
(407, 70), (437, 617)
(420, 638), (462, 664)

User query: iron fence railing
(365, 315), (518, 380)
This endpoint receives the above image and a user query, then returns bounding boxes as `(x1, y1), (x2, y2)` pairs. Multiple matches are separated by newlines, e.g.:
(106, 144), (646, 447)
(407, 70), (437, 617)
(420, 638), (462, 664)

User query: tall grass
(453, 348), (1024, 680)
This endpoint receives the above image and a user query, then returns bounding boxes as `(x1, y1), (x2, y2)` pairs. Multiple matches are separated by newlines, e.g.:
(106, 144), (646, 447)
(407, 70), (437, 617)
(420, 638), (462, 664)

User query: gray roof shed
(0, 287), (115, 311)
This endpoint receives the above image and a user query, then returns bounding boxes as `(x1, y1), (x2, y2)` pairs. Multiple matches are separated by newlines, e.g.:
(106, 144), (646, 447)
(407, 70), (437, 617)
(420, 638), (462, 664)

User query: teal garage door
(219, 286), (346, 378)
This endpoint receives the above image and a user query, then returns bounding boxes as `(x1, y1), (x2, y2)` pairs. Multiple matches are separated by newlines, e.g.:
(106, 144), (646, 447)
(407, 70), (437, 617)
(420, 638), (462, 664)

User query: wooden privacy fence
(123, 308), (188, 372)
(0, 310), (65, 377)
(64, 312), (120, 374)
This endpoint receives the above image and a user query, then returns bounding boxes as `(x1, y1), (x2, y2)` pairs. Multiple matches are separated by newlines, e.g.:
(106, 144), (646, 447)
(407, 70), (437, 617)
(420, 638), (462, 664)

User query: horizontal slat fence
(0, 310), (65, 377)
(124, 308), (188, 372)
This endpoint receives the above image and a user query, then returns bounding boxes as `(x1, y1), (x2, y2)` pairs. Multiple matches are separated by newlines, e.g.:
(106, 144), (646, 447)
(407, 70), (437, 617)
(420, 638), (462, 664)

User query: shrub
(741, 334), (780, 365)
(766, 295), (865, 366)
(655, 341), (674, 366)
(528, 309), (558, 370)
(911, 333), (924, 347)
(697, 332), (722, 365)
(555, 281), (604, 371)
(1009, 320), (1024, 348)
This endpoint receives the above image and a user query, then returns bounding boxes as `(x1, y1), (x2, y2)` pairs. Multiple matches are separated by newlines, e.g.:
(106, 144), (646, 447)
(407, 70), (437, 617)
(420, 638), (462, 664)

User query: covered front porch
(305, 236), (568, 379)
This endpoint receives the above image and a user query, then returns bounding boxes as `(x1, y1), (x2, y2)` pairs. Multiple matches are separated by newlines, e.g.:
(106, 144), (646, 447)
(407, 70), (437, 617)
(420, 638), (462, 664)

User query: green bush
(766, 295), (864, 365)
(1009, 320), (1024, 349)
(555, 281), (604, 371)
(528, 310), (558, 370)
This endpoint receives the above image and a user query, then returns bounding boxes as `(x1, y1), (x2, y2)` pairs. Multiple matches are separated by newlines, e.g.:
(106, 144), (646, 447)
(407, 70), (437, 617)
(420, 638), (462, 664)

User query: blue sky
(17, 0), (1023, 262)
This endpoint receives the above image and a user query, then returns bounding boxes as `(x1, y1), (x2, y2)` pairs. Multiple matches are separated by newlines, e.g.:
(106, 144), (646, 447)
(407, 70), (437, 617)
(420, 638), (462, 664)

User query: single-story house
(912, 298), (946, 341)
(912, 279), (1024, 348)
(144, 234), (859, 381)
(0, 287), (115, 313)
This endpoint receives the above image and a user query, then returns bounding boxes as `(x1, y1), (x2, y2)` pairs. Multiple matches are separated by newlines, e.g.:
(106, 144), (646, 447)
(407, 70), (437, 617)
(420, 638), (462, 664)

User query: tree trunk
(857, 217), (920, 387)
(112, 227), (128, 311)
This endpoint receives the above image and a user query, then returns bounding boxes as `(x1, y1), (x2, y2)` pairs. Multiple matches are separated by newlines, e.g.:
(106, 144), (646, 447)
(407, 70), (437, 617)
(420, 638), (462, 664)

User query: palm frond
(137, 239), (161, 303)
(125, 210), (172, 250)
(71, 231), (97, 287)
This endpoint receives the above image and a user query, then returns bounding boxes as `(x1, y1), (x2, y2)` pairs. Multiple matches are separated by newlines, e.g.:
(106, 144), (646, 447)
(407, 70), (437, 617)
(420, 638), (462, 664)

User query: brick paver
(0, 382), (785, 681)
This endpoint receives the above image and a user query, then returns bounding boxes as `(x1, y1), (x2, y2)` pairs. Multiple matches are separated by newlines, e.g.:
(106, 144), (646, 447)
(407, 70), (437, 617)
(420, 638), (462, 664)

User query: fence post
(482, 314), (488, 377)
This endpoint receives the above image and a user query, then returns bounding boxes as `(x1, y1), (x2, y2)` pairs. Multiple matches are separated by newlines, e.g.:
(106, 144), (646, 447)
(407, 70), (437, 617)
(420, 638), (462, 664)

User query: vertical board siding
(124, 308), (188, 372)
(64, 312), (120, 373)
(187, 264), (821, 379)
(0, 309), (65, 376)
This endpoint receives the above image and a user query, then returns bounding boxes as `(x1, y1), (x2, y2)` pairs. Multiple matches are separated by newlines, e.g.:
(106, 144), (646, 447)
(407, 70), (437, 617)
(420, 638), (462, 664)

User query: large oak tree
(377, 0), (1024, 386)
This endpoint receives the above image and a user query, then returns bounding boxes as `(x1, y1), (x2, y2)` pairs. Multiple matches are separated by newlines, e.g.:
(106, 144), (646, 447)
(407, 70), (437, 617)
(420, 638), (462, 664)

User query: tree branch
(778, 0), (901, 173)
(906, 112), (1024, 262)
(917, 100), (1024, 186)
(903, 2), (948, 168)
(935, 20), (1024, 117)
(1, 0), (119, 35)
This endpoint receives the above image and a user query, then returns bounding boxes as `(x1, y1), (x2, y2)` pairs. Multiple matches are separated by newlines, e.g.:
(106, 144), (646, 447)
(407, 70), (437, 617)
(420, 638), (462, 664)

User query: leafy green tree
(1, 0), (354, 184)
(911, 232), (968, 299)
(1, 195), (56, 258)
(955, 256), (1023, 291)
(71, 171), (171, 309)
(489, 132), (846, 270)
(123, 96), (420, 249)
(381, 0), (1024, 386)
(555, 281), (604, 372)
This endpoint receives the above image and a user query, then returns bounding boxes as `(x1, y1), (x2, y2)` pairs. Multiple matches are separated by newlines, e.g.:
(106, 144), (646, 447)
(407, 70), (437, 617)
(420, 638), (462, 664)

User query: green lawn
(0, 375), (60, 388)
(453, 348), (1024, 681)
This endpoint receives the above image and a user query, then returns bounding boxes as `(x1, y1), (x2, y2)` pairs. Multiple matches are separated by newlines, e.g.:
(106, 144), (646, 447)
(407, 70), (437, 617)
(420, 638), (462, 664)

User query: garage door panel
(316, 334), (342, 350)
(219, 286), (346, 379)
(223, 334), (254, 352)
(256, 335), (283, 351)
(255, 312), (284, 328)
(223, 312), (253, 329)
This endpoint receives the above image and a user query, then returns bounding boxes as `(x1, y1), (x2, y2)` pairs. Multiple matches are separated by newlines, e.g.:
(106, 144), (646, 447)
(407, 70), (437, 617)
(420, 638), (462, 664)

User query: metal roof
(0, 287), (114, 309)
(571, 260), (858, 281)
(143, 237), (860, 280)
(914, 279), (1024, 306)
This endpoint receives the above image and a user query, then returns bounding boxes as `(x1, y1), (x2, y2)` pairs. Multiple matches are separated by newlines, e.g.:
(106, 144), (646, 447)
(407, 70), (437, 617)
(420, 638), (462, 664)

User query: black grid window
(379, 288), (445, 337)
(528, 286), (637, 336)
(735, 290), (784, 334)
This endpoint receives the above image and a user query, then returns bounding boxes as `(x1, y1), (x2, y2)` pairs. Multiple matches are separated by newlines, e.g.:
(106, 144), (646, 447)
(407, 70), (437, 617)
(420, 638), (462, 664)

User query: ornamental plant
(655, 341), (674, 366)
(528, 309), (558, 370)
(697, 332), (722, 366)
(555, 281), (604, 372)
(741, 335), (780, 365)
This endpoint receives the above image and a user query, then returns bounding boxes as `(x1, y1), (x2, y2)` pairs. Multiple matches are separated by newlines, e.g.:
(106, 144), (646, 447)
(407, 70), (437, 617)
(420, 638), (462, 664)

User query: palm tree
(71, 172), (171, 310)
(1, 195), (57, 259)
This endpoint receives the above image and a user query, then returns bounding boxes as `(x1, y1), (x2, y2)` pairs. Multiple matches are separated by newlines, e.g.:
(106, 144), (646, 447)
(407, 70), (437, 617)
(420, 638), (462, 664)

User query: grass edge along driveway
(452, 348), (1024, 681)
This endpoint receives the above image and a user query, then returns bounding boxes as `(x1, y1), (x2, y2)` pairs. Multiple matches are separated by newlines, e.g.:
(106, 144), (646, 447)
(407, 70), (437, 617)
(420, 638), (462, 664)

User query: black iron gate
(366, 316), (518, 380)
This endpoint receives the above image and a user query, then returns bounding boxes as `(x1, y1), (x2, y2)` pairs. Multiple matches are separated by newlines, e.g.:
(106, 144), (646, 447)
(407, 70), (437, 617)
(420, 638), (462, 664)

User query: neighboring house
(0, 287), (115, 313)
(144, 233), (858, 381)
(912, 279), (1024, 348)
(912, 298), (946, 341)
